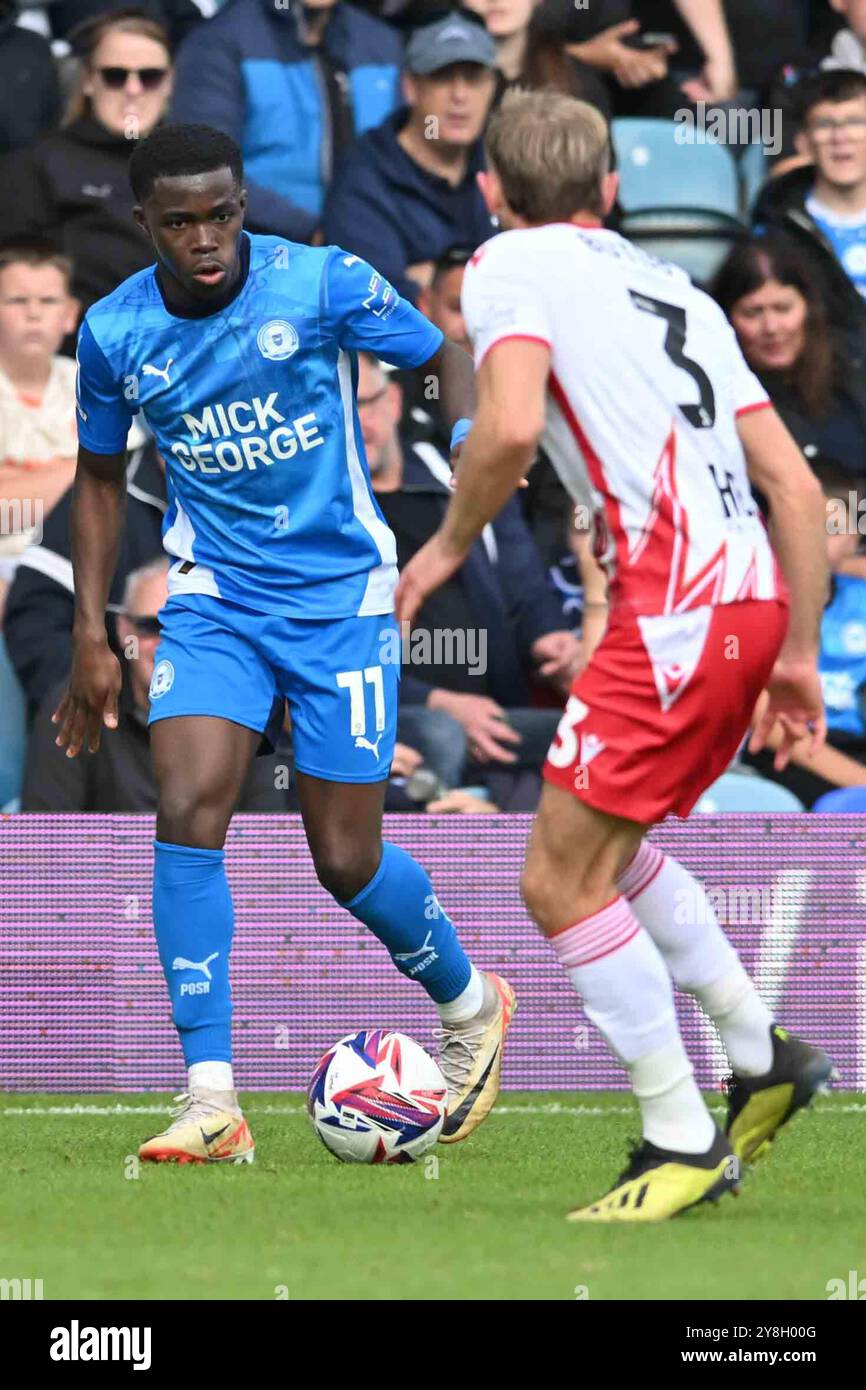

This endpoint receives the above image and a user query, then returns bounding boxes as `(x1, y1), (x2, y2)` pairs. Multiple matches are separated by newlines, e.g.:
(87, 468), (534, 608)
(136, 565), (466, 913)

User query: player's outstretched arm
(739, 406), (828, 770)
(419, 338), (476, 456)
(52, 447), (126, 758)
(395, 338), (549, 624)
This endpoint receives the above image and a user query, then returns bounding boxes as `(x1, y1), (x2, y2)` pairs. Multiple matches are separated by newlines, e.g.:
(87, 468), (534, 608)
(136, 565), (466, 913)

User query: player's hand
(52, 633), (122, 757)
(428, 689), (522, 765)
(748, 659), (826, 773)
(394, 533), (467, 626)
(531, 630), (582, 695)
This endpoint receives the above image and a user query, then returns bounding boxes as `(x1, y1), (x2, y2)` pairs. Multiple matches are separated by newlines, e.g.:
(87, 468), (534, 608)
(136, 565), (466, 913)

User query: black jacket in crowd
(0, 4), (60, 155)
(22, 664), (288, 812)
(4, 441), (166, 712)
(0, 114), (155, 319)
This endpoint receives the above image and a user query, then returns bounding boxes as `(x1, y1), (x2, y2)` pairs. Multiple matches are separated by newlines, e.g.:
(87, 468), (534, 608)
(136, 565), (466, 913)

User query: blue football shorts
(147, 594), (400, 783)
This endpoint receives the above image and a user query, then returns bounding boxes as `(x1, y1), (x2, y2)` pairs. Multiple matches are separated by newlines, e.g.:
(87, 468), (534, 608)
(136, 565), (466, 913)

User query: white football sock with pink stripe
(618, 842), (773, 1076)
(551, 896), (715, 1152)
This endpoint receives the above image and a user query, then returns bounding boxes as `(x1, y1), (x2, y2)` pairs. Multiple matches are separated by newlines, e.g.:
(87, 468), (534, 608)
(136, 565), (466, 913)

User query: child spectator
(0, 242), (79, 613)
(755, 69), (866, 315)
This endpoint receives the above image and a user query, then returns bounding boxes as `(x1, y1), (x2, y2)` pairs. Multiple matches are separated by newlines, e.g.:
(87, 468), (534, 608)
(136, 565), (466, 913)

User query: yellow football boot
(567, 1128), (739, 1223)
(725, 1025), (834, 1166)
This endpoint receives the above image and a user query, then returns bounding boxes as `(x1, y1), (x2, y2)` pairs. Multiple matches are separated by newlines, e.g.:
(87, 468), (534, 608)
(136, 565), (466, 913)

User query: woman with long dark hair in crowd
(713, 232), (866, 479)
(0, 9), (173, 330)
(466, 0), (613, 115)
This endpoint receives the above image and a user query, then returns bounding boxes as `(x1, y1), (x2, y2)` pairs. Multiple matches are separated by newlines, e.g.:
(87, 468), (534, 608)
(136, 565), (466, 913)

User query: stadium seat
(739, 140), (769, 213)
(617, 209), (747, 286)
(812, 786), (866, 813)
(0, 633), (27, 808)
(612, 118), (740, 216)
(694, 769), (806, 813)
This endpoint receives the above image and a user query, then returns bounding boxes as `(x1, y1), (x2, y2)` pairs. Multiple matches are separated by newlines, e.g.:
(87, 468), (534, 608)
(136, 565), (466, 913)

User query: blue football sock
(152, 840), (234, 1067)
(340, 841), (472, 1003)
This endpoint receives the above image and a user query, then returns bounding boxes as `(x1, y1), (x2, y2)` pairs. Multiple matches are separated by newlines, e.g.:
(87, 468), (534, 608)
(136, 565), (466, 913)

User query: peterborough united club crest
(257, 320), (299, 361)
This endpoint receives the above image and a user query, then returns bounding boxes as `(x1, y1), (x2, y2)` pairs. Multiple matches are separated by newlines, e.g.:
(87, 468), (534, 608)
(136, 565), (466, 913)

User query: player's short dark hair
(128, 124), (243, 203)
(799, 68), (866, 122)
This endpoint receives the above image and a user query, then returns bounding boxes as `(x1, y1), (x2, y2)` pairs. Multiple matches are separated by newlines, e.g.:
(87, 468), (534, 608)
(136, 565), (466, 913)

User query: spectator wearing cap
(170, 0), (401, 244)
(0, 11), (173, 326)
(323, 10), (497, 302)
(22, 557), (288, 811)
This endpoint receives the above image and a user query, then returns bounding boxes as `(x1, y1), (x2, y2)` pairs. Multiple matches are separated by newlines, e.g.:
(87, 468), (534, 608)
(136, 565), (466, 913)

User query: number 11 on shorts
(336, 666), (386, 738)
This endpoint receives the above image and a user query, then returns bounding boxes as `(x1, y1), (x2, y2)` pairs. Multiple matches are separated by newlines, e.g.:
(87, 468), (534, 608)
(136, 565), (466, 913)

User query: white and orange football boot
(436, 972), (516, 1143)
(139, 1088), (254, 1164)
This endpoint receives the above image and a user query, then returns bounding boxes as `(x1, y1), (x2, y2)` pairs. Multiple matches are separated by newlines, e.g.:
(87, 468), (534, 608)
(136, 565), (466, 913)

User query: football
(307, 1028), (448, 1163)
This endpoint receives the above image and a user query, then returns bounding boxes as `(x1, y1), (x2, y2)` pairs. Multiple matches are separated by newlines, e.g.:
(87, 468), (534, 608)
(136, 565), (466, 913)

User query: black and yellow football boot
(567, 1126), (739, 1223)
(724, 1024), (834, 1166)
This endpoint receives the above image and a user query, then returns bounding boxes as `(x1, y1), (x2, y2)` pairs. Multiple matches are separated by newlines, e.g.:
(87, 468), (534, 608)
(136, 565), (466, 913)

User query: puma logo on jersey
(142, 357), (174, 386)
(355, 734), (383, 758)
(172, 951), (218, 981)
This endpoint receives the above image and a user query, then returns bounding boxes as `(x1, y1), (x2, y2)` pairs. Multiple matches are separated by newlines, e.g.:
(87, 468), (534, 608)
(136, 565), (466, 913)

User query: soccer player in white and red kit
(397, 89), (834, 1222)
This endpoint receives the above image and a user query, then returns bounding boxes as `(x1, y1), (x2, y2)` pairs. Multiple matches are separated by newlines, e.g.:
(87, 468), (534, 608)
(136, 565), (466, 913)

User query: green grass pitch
(2, 1092), (863, 1301)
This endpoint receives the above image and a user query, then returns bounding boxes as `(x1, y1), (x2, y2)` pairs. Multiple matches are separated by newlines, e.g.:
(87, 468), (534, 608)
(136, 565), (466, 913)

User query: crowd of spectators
(2, 0), (866, 816)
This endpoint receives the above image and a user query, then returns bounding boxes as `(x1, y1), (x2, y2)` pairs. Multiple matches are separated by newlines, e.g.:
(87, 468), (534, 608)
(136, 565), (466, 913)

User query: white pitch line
(1, 1102), (864, 1117)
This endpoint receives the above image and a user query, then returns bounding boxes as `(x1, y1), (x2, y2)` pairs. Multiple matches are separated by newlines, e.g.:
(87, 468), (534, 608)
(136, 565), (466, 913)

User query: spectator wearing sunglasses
(0, 11), (174, 329)
(21, 557), (288, 812)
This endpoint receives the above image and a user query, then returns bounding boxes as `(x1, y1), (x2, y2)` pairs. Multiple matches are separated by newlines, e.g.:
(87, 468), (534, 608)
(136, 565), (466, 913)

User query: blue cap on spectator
(405, 12), (497, 75)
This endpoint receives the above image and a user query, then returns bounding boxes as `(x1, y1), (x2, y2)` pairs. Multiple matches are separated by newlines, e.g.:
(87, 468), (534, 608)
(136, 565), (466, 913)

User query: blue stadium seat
(694, 769), (805, 813)
(612, 118), (740, 216)
(740, 140), (769, 213)
(0, 632), (26, 808)
(812, 786), (866, 813)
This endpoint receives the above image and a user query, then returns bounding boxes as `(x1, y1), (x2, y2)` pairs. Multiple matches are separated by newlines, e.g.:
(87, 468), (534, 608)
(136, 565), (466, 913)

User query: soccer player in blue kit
(54, 124), (515, 1164)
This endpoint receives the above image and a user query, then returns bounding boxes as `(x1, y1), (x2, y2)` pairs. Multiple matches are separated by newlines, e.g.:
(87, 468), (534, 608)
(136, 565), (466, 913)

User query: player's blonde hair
(485, 88), (612, 224)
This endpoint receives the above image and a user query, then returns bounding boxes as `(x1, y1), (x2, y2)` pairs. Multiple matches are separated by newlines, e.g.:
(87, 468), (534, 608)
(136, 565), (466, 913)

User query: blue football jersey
(75, 233), (443, 617)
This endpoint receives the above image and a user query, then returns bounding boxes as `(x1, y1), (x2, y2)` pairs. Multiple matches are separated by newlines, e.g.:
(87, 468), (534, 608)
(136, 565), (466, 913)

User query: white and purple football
(307, 1028), (447, 1163)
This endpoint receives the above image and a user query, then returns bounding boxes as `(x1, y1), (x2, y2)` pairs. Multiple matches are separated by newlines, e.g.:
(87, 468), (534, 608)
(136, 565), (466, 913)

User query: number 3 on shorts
(547, 695), (590, 769)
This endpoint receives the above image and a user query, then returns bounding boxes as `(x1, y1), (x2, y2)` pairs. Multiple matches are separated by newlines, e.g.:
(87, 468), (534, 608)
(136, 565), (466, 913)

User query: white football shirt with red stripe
(462, 224), (784, 618)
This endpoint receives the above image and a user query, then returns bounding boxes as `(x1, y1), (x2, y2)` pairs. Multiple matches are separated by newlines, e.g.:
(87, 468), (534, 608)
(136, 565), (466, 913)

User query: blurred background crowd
(2, 0), (866, 818)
